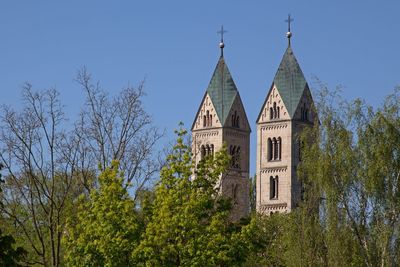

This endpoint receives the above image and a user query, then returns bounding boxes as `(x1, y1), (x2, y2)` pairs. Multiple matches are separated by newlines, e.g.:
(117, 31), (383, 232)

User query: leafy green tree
(236, 86), (400, 267)
(63, 161), (140, 267)
(236, 214), (285, 267)
(249, 175), (257, 213)
(0, 164), (26, 266)
(0, 72), (160, 266)
(289, 86), (400, 266)
(0, 229), (26, 267)
(134, 125), (245, 266)
(135, 188), (155, 234)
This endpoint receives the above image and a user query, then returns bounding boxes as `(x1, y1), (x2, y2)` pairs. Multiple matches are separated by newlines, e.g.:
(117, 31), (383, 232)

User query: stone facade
(256, 44), (315, 215)
(192, 41), (315, 218)
(256, 85), (292, 213)
(191, 56), (251, 221)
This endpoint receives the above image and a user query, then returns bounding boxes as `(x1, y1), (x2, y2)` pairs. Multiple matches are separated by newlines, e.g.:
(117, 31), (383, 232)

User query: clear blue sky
(1, 1), (399, 176)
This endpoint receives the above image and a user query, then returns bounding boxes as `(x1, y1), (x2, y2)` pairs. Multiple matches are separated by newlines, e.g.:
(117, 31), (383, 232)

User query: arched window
(201, 145), (206, 160)
(268, 137), (282, 161)
(273, 102), (277, 119)
(203, 111), (214, 127)
(277, 137), (282, 160)
(301, 104), (309, 121)
(229, 145), (235, 167)
(270, 176), (279, 199)
(229, 145), (240, 169)
(232, 184), (239, 205)
(232, 111), (240, 128)
(270, 107), (273, 120)
(235, 147), (241, 169)
(201, 144), (214, 160)
(267, 138), (273, 161)
(232, 146), (236, 167)
(270, 176), (275, 199)
(277, 106), (280, 119)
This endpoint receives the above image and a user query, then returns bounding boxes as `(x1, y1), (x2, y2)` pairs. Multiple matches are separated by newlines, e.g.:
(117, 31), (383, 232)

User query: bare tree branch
(75, 67), (163, 198)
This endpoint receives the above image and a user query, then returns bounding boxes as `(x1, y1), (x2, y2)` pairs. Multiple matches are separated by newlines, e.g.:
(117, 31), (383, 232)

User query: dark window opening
(204, 111), (213, 127)
(267, 137), (282, 161)
(200, 144), (214, 160)
(229, 145), (241, 169)
(301, 104), (309, 121)
(271, 102), (280, 120)
(270, 175), (279, 199)
(232, 111), (240, 128)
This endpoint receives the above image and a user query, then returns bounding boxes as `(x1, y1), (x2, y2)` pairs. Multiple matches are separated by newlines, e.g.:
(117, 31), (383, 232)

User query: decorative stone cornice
(260, 166), (287, 174)
(194, 131), (219, 138)
(260, 123), (288, 131)
(258, 202), (287, 212)
(258, 119), (291, 125)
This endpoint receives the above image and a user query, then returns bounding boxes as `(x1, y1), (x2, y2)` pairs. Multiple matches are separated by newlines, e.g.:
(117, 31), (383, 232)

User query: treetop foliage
(64, 161), (139, 267)
(1, 75), (400, 266)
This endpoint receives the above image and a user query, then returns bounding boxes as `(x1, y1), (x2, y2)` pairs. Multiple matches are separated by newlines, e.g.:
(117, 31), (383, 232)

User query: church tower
(256, 17), (316, 214)
(191, 28), (251, 220)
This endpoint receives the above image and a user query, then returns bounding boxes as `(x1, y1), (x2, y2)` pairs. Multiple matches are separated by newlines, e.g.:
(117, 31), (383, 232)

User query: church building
(191, 27), (251, 220)
(256, 17), (316, 214)
(191, 19), (316, 219)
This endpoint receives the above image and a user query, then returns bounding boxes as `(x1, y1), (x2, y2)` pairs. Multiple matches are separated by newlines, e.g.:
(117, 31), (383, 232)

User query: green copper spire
(273, 45), (307, 118)
(206, 56), (238, 126)
(272, 17), (308, 118)
(257, 16), (309, 122)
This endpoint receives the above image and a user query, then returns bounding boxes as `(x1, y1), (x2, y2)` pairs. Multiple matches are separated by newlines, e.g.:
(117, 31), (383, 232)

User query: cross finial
(285, 14), (294, 44)
(217, 25), (227, 43)
(217, 25), (227, 57)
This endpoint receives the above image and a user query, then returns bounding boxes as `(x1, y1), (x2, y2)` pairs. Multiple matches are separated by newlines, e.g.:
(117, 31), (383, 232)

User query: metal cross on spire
(285, 14), (294, 44)
(217, 25), (227, 42)
(217, 25), (227, 57)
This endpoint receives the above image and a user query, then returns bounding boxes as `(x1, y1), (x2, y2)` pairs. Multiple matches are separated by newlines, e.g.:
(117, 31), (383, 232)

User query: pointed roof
(206, 56), (238, 125)
(272, 44), (307, 117)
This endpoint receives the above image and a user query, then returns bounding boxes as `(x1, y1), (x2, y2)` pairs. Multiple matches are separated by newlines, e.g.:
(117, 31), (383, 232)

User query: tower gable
(257, 84), (291, 124)
(192, 92), (222, 131)
(224, 93), (251, 132)
(293, 85), (316, 122)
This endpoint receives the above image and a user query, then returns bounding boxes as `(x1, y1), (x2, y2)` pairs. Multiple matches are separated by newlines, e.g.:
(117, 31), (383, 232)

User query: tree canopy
(0, 163), (26, 266)
(64, 161), (140, 267)
(1, 77), (400, 266)
(133, 125), (246, 266)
